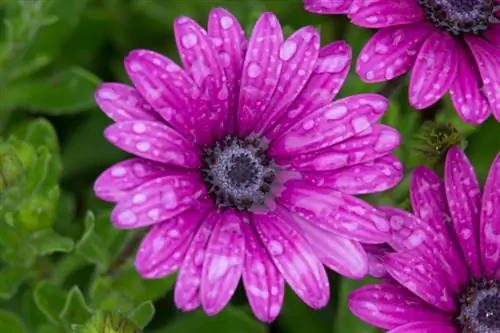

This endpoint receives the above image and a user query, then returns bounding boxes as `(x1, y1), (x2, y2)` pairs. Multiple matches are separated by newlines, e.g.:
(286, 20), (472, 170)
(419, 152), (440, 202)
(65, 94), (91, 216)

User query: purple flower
(93, 8), (403, 321)
(304, 0), (500, 124)
(348, 147), (500, 332)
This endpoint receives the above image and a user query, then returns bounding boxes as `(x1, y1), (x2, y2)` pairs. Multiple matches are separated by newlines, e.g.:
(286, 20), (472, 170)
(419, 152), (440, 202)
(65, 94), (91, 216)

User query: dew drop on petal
(279, 40), (297, 61)
(221, 16), (234, 29)
(181, 33), (198, 49)
(247, 62), (262, 78)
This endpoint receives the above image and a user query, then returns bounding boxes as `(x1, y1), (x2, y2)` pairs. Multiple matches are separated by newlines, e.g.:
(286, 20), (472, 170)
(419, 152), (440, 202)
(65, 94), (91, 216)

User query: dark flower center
(419, 0), (499, 35)
(202, 136), (275, 210)
(457, 279), (500, 333)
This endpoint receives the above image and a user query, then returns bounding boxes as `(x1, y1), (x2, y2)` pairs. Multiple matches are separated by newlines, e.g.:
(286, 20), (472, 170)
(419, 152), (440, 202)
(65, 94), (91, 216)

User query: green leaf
(76, 211), (110, 270)
(466, 117), (500, 184)
(127, 301), (155, 329)
(0, 309), (27, 333)
(17, 186), (60, 231)
(73, 311), (142, 333)
(33, 281), (67, 324)
(60, 287), (93, 325)
(89, 277), (134, 313)
(9, 118), (59, 152)
(0, 266), (28, 300)
(30, 229), (74, 255)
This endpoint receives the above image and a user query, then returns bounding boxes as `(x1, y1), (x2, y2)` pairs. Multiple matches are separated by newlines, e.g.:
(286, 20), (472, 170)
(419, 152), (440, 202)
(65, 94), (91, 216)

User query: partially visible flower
(304, 0), (500, 124)
(93, 8), (403, 322)
(349, 147), (500, 332)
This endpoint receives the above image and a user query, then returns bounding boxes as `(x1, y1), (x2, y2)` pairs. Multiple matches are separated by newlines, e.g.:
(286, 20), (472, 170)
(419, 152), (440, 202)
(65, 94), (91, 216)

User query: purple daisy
(348, 147), (500, 332)
(304, 0), (500, 124)
(93, 8), (403, 321)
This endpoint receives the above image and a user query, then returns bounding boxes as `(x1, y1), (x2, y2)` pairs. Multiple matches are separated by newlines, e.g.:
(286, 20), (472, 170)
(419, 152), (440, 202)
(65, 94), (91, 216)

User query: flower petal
(483, 25), (500, 47)
(95, 83), (159, 122)
(409, 30), (459, 109)
(174, 212), (219, 311)
(104, 120), (201, 168)
(465, 36), (500, 121)
(304, 0), (353, 14)
(348, 0), (426, 28)
(110, 174), (206, 229)
(363, 244), (391, 278)
(283, 207), (368, 278)
(449, 44), (491, 124)
(266, 41), (352, 140)
(384, 251), (456, 312)
(356, 22), (434, 83)
(278, 180), (390, 244)
(135, 207), (210, 278)
(207, 8), (246, 134)
(94, 158), (169, 202)
(201, 210), (245, 315)
(254, 211), (330, 309)
(237, 13), (283, 137)
(480, 153), (500, 279)
(242, 218), (284, 322)
(253, 26), (320, 134)
(349, 283), (452, 330)
(300, 154), (403, 195)
(387, 321), (456, 333)
(444, 147), (482, 279)
(269, 94), (387, 158)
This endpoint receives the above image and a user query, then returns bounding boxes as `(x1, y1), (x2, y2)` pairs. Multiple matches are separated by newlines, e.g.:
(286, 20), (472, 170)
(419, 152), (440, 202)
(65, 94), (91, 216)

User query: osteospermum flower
(304, 0), (500, 124)
(349, 147), (500, 332)
(93, 8), (403, 321)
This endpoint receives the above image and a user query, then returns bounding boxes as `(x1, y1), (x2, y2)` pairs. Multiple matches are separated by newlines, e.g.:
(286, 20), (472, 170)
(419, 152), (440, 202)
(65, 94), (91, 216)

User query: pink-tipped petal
(444, 147), (482, 279)
(242, 219), (284, 322)
(253, 26), (320, 134)
(384, 251), (456, 312)
(237, 13), (283, 137)
(465, 36), (500, 121)
(110, 174), (206, 229)
(135, 208), (209, 278)
(449, 44), (491, 124)
(94, 158), (169, 202)
(304, 0), (353, 14)
(201, 210), (245, 315)
(208, 8), (246, 133)
(409, 31), (459, 109)
(484, 25), (500, 47)
(254, 211), (330, 309)
(104, 120), (201, 169)
(269, 94), (387, 158)
(95, 83), (159, 122)
(300, 154), (403, 195)
(266, 41), (352, 140)
(348, 0), (426, 28)
(480, 154), (500, 279)
(175, 212), (219, 311)
(356, 22), (434, 83)
(349, 283), (452, 330)
(387, 321), (456, 333)
(278, 180), (390, 244)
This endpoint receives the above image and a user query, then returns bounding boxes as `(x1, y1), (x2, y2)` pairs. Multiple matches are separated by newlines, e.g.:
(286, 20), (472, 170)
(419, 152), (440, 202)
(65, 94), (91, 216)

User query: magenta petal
(304, 0), (352, 14)
(409, 31), (459, 109)
(135, 208), (208, 278)
(279, 180), (390, 244)
(104, 120), (201, 168)
(254, 211), (330, 309)
(237, 13), (283, 137)
(269, 94), (387, 158)
(94, 158), (169, 202)
(201, 210), (245, 315)
(242, 219), (284, 322)
(266, 41), (352, 140)
(384, 251), (456, 312)
(283, 208), (368, 278)
(387, 321), (456, 333)
(449, 44), (491, 124)
(480, 154), (500, 279)
(95, 83), (159, 122)
(356, 22), (434, 83)
(444, 147), (482, 279)
(174, 212), (219, 311)
(110, 174), (206, 229)
(253, 26), (320, 134)
(207, 8), (246, 134)
(349, 0), (426, 28)
(349, 283), (452, 330)
(363, 244), (391, 278)
(300, 154), (403, 195)
(484, 25), (500, 47)
(464, 36), (500, 121)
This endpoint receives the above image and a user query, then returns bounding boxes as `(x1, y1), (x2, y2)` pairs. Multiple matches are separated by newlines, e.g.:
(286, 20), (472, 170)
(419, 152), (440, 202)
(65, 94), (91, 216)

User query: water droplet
(221, 16), (234, 29)
(247, 62), (262, 78)
(268, 240), (283, 256)
(325, 105), (348, 120)
(279, 40), (297, 61)
(181, 33), (198, 49)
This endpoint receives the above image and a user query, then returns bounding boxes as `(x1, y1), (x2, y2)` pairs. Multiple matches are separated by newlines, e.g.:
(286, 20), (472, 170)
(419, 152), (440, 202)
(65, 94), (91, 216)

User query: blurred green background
(0, 0), (498, 332)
